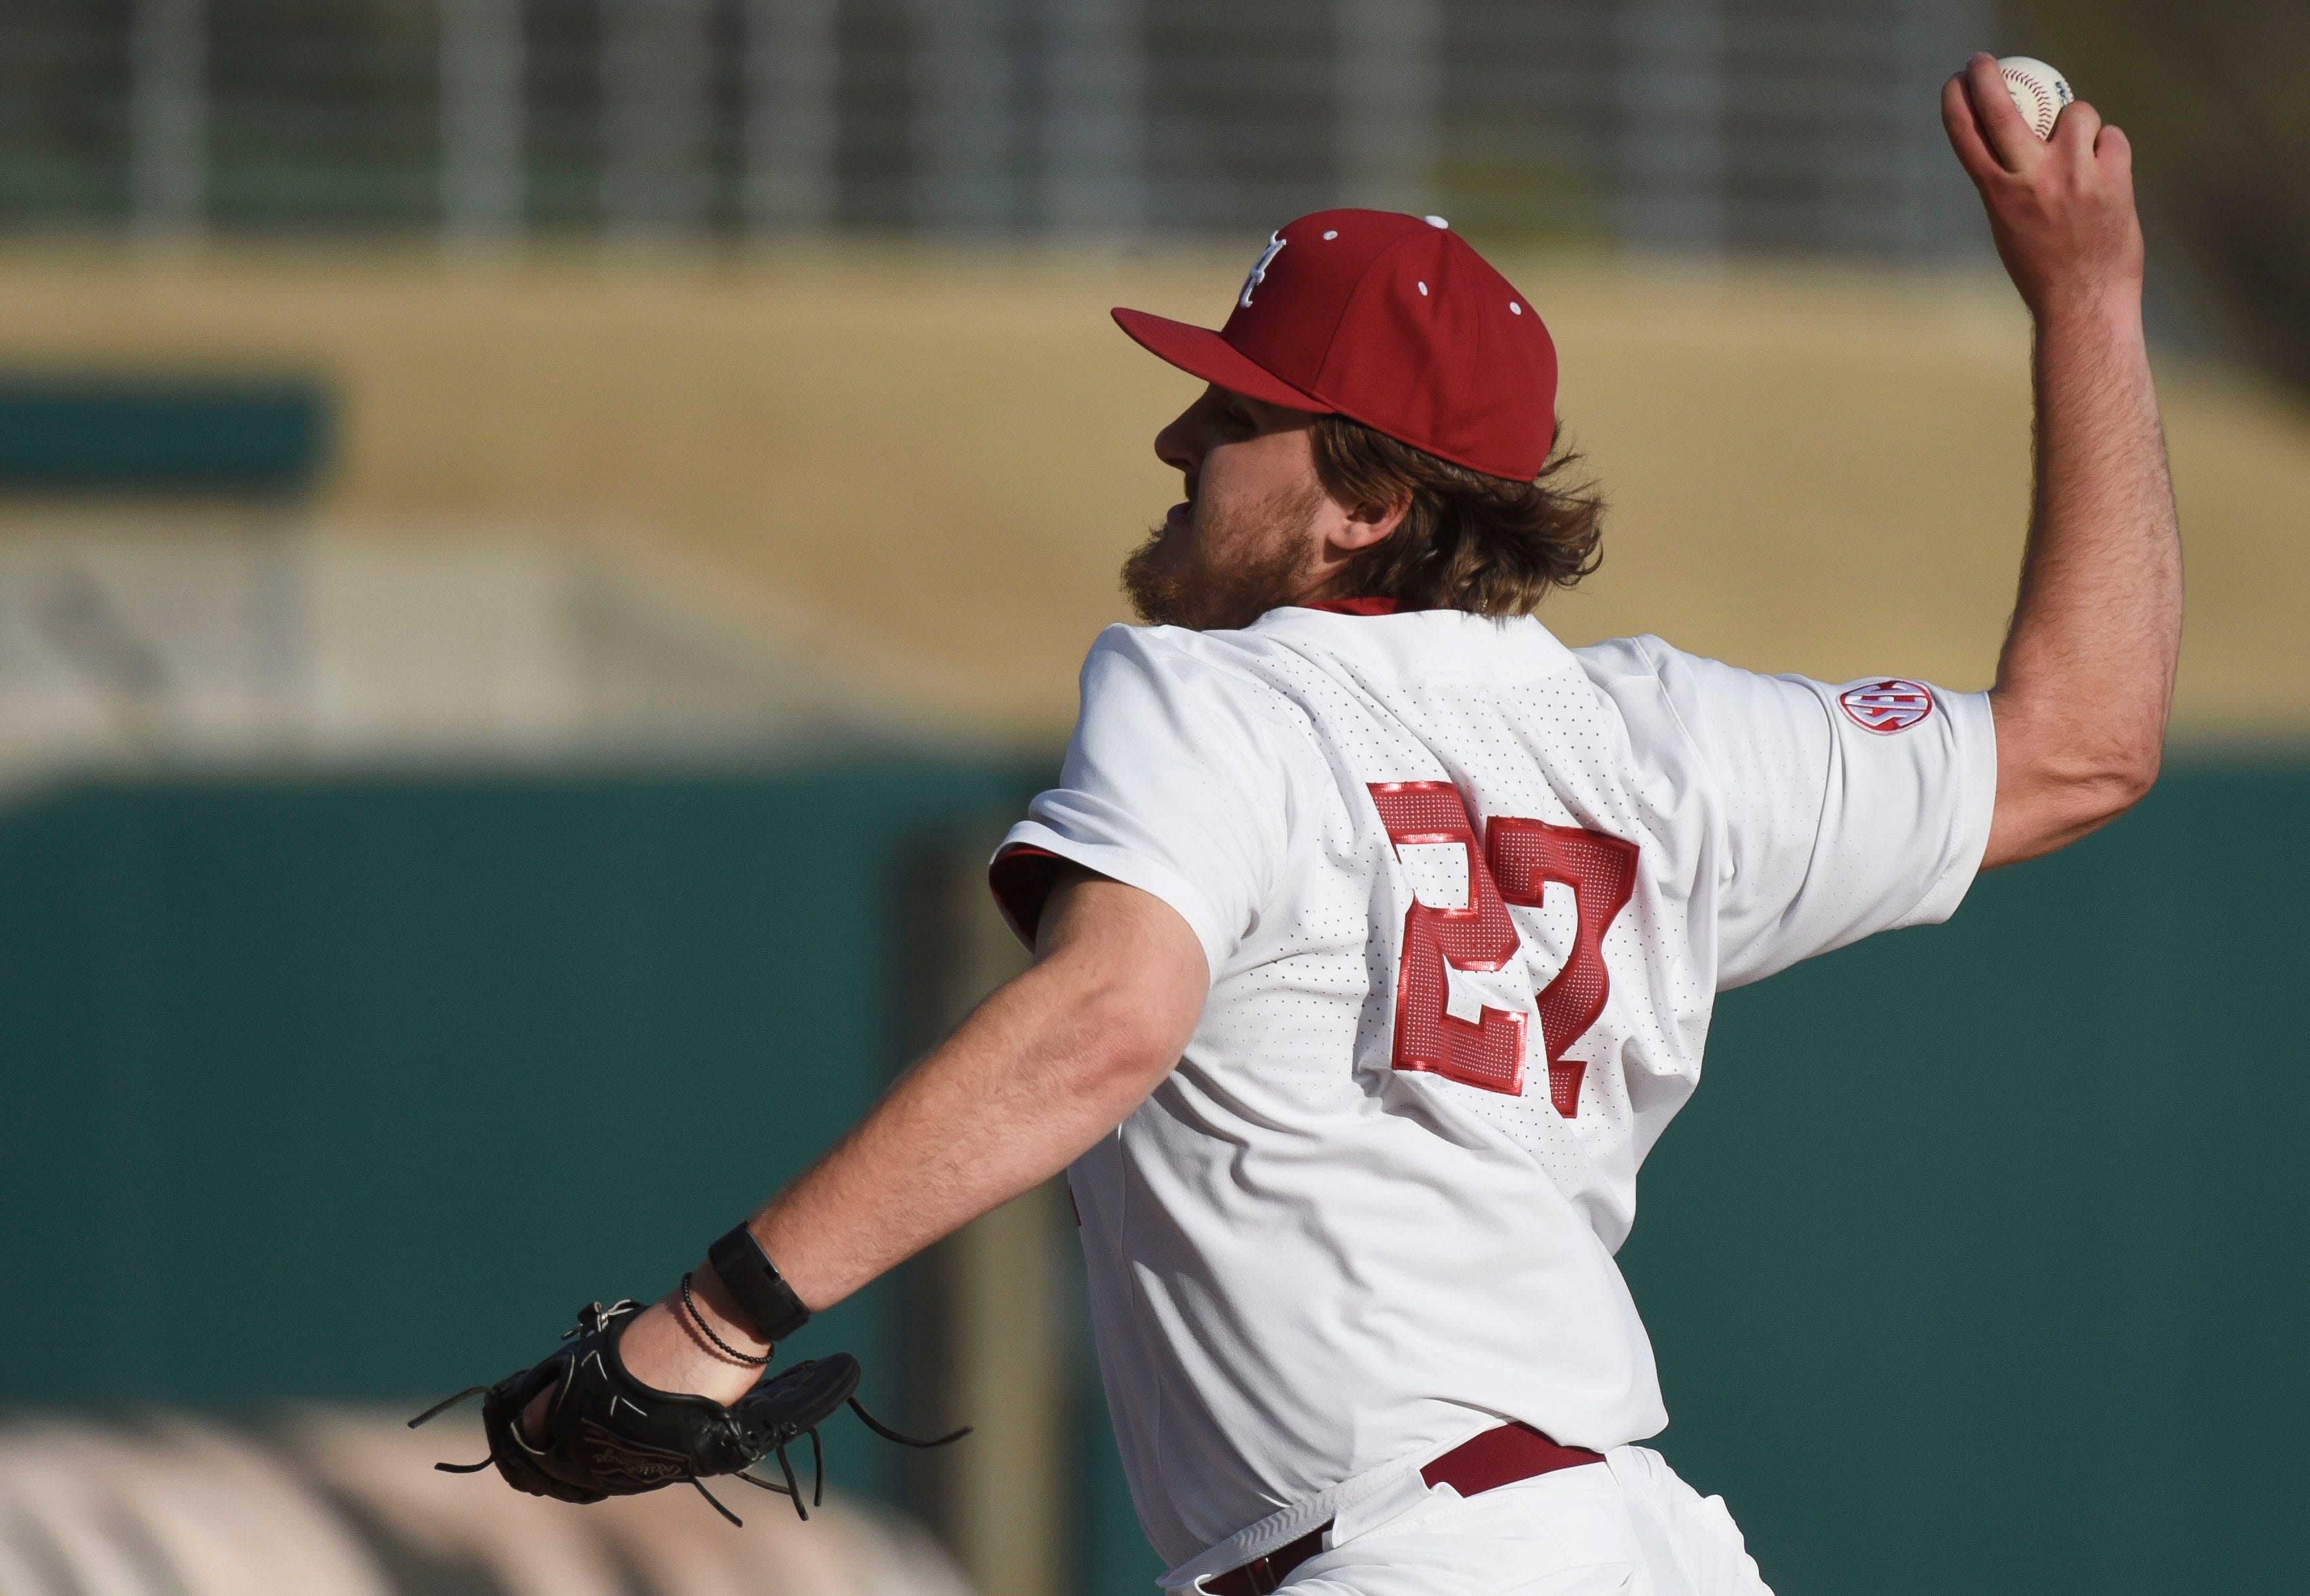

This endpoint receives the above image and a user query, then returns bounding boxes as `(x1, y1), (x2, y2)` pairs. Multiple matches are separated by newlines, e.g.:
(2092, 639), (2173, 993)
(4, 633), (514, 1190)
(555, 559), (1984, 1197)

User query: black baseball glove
(410, 1299), (964, 1525)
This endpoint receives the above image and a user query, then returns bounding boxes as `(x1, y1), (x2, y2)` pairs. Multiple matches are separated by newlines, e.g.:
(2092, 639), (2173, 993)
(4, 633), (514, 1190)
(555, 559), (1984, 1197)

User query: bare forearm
(734, 874), (1202, 1318)
(565, 963), (1161, 1413)
(1986, 292), (2181, 860)
(594, 873), (1205, 1413)
(752, 964), (1152, 1312)
(1942, 54), (2181, 868)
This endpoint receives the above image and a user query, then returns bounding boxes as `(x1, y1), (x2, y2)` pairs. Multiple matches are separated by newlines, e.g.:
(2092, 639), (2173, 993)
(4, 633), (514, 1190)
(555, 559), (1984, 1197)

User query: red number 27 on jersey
(1369, 782), (1638, 1118)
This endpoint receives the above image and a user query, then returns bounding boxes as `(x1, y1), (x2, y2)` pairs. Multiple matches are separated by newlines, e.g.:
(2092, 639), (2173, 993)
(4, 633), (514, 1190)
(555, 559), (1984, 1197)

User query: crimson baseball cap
(1112, 209), (1558, 482)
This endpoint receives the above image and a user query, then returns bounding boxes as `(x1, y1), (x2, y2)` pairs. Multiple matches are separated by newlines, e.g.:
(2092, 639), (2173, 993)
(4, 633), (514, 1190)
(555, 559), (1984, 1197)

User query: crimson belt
(1203, 1423), (1603, 1596)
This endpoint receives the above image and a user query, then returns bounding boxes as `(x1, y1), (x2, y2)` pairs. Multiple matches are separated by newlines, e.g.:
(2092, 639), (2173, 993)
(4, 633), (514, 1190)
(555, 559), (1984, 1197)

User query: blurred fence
(0, 1411), (975, 1596)
(2, 0), (1994, 254)
(0, 525), (917, 791)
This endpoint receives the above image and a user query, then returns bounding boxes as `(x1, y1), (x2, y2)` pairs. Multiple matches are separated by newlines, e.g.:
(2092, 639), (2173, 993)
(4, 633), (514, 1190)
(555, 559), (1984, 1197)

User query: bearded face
(1126, 387), (1336, 632)
(1122, 475), (1328, 632)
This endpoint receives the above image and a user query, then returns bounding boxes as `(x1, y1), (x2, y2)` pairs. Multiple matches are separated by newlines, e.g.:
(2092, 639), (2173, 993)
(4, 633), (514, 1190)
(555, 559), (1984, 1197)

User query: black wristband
(706, 1225), (811, 1344)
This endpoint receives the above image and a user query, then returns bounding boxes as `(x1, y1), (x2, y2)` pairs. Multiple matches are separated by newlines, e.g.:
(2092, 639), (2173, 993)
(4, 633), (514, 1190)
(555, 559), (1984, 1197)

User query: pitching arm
(1943, 53), (2182, 869)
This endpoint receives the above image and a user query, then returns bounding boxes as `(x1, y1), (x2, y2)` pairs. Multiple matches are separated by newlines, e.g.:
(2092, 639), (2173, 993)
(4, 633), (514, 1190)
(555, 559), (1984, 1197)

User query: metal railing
(0, 0), (1994, 254)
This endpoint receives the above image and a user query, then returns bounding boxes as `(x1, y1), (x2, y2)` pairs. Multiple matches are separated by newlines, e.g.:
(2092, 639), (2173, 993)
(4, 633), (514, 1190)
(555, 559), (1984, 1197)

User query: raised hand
(1942, 52), (2143, 321)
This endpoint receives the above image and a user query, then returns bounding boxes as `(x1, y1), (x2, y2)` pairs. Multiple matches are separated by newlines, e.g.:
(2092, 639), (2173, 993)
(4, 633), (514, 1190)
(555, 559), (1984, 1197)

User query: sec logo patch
(1840, 679), (1935, 734)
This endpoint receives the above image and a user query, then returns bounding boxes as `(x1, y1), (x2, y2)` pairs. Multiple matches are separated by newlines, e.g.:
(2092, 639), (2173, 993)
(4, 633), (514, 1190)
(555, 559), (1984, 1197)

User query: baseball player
(423, 56), (2178, 1596)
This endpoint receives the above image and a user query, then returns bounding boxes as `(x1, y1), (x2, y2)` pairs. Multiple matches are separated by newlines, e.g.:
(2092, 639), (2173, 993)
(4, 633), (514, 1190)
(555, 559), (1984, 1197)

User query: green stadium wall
(0, 759), (1038, 1508)
(1619, 758), (2308, 1595)
(1, 759), (2302, 1595)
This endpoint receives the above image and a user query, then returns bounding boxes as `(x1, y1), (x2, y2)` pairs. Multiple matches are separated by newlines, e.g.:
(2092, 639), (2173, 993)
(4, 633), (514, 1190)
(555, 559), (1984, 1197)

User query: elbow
(1061, 981), (1192, 1110)
(1987, 692), (2167, 866)
(2106, 741), (2164, 814)
(2037, 736), (2163, 837)
(2073, 727), (2164, 822)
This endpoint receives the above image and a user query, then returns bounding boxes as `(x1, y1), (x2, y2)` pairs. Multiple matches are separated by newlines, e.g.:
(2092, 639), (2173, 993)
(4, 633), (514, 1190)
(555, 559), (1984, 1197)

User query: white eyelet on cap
(1416, 281), (1428, 295)
(1508, 301), (1523, 314)
(1423, 214), (1448, 228)
(1322, 229), (1338, 239)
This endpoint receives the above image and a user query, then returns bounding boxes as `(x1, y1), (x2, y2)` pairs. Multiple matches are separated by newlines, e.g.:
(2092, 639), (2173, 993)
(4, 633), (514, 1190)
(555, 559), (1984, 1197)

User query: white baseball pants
(1275, 1446), (1773, 1596)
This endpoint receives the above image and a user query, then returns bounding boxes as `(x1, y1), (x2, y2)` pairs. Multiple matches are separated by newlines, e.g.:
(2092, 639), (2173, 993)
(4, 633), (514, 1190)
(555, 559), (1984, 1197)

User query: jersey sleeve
(989, 626), (1293, 983)
(1632, 637), (1998, 989)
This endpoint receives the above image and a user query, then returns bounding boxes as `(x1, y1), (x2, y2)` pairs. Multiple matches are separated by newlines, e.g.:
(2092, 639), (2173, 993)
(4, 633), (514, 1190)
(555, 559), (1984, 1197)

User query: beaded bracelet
(679, 1271), (774, 1367)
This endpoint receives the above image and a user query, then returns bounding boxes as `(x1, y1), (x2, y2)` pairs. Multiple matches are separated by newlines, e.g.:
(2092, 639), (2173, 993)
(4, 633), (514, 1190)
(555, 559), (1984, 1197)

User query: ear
(1327, 490), (1411, 555)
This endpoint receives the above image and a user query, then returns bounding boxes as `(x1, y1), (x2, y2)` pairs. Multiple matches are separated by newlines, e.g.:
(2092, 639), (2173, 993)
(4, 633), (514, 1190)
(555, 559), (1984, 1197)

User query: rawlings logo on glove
(411, 1299), (965, 1524)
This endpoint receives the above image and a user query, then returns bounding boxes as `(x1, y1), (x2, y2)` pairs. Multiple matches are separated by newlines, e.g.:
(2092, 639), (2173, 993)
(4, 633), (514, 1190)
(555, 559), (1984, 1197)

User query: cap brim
(1111, 307), (1332, 413)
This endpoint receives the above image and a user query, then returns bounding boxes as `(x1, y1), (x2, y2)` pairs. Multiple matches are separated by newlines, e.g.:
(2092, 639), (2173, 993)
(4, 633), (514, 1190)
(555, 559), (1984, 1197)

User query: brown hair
(1309, 415), (1604, 615)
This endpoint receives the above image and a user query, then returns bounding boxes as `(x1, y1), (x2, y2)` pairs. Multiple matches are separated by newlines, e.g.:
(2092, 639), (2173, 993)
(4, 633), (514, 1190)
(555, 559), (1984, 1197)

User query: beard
(1121, 477), (1328, 631)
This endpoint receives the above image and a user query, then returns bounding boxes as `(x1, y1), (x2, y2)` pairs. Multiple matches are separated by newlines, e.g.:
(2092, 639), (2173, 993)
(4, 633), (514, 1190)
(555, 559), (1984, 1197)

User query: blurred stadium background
(1, 2), (2305, 1593)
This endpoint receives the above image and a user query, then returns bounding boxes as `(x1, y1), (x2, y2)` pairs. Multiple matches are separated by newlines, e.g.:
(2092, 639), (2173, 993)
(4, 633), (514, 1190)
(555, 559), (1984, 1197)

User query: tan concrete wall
(3, 245), (2301, 740)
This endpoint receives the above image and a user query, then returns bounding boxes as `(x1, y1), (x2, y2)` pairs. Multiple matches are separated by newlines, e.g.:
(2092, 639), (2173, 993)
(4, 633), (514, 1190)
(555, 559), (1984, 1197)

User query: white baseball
(1997, 56), (2073, 140)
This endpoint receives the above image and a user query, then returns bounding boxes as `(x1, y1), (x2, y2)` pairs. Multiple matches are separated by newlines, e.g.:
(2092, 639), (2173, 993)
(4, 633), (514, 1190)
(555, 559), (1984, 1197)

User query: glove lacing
(409, 1299), (969, 1526)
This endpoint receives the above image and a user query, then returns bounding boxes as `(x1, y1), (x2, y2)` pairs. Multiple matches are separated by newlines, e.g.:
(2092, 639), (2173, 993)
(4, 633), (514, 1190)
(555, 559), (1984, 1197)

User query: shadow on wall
(0, 1410), (975, 1596)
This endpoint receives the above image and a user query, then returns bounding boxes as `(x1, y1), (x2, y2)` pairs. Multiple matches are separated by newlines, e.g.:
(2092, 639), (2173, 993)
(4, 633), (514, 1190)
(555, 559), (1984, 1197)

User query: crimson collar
(1302, 597), (1404, 617)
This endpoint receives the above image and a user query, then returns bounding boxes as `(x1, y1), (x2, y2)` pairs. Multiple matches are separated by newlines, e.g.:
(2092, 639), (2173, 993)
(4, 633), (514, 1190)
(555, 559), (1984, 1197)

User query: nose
(1154, 389), (1215, 477)
(1153, 409), (1198, 476)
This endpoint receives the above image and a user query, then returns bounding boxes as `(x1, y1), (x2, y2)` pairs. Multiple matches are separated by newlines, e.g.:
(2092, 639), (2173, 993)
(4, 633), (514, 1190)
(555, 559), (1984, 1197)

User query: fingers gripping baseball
(2050, 96), (2104, 162)
(1956, 53), (2045, 176)
(1943, 53), (2142, 318)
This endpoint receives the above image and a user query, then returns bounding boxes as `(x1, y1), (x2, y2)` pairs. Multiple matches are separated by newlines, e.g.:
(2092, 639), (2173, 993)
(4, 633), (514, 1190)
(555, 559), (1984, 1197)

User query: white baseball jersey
(988, 605), (1995, 1584)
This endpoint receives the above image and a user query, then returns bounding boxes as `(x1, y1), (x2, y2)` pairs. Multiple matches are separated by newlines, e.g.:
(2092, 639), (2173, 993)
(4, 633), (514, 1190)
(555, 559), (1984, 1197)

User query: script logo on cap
(1238, 231), (1287, 308)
